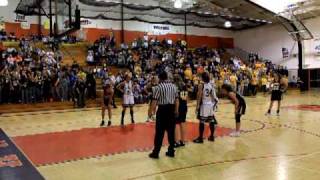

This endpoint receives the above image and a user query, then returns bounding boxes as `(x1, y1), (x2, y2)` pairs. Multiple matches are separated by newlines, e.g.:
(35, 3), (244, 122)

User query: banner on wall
(64, 18), (92, 28)
(15, 14), (26, 22)
(149, 24), (170, 35)
(21, 22), (30, 29)
(282, 47), (289, 58)
(43, 20), (50, 30)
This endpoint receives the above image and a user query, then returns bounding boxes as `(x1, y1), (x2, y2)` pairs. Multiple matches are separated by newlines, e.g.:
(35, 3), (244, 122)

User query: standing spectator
(86, 69), (96, 100)
(75, 75), (87, 108)
(42, 70), (52, 102)
(60, 73), (69, 101)
(20, 70), (29, 103)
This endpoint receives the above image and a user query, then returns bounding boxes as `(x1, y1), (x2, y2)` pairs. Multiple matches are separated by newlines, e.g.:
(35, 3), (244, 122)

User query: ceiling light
(0, 0), (8, 6)
(174, 0), (182, 9)
(224, 21), (232, 28)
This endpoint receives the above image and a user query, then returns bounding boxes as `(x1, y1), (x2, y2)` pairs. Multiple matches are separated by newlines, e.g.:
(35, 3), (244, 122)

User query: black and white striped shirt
(152, 81), (178, 105)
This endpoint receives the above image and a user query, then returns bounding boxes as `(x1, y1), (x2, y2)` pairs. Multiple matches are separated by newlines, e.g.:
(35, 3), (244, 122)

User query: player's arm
(149, 100), (157, 117)
(175, 87), (180, 117)
(117, 82), (124, 94)
(196, 84), (203, 112)
(229, 92), (239, 114)
(212, 87), (219, 103)
(143, 83), (150, 94)
(280, 78), (288, 92)
(101, 90), (105, 108)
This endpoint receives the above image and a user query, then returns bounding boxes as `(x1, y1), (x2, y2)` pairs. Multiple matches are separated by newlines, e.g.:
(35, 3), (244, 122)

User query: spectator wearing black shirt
(86, 69), (96, 100)
(75, 75), (87, 108)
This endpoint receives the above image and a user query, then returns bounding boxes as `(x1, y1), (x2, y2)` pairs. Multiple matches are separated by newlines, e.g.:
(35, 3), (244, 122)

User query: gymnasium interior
(0, 0), (320, 179)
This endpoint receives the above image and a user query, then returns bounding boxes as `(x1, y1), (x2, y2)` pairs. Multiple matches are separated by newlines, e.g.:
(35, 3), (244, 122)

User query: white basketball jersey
(124, 81), (133, 96)
(202, 83), (216, 105)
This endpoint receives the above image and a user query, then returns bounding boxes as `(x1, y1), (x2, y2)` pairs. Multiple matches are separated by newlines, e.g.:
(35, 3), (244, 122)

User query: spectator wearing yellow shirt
(184, 64), (193, 80)
(250, 74), (258, 96)
(229, 73), (238, 91)
(261, 75), (268, 94)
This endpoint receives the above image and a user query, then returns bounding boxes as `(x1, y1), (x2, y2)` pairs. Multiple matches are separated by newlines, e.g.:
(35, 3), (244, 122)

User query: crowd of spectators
(0, 31), (290, 106)
(0, 36), (95, 107)
(88, 33), (289, 104)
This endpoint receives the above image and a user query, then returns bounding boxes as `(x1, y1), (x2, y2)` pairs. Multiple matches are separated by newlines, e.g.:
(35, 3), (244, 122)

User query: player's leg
(267, 100), (274, 115)
(121, 106), (127, 126)
(277, 100), (281, 115)
(130, 106), (135, 123)
(179, 122), (186, 146)
(208, 116), (217, 141)
(193, 119), (205, 143)
(174, 123), (181, 147)
(107, 102), (112, 126)
(100, 103), (106, 126)
(230, 114), (241, 137)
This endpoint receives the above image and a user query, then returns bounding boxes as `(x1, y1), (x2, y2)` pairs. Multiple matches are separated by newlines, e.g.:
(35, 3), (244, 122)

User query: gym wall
(0, 0), (234, 48)
(234, 16), (320, 70)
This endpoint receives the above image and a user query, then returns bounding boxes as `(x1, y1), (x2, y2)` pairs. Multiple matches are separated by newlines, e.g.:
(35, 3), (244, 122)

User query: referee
(149, 71), (179, 159)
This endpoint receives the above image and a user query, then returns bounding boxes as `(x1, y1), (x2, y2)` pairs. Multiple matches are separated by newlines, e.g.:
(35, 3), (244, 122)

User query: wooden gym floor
(1, 89), (320, 180)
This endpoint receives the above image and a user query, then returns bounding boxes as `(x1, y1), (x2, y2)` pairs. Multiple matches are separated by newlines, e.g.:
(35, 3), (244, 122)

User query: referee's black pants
(153, 104), (176, 154)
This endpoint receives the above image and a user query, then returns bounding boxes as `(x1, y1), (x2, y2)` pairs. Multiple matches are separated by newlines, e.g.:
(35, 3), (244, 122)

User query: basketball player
(117, 73), (135, 125)
(145, 75), (158, 122)
(221, 84), (246, 137)
(194, 72), (219, 143)
(266, 73), (287, 116)
(174, 74), (188, 147)
(100, 78), (114, 127)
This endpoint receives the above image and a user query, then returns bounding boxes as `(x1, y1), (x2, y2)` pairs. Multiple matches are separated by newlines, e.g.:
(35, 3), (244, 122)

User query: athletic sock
(199, 122), (204, 139)
(209, 122), (215, 137)
(130, 109), (135, 123)
(121, 110), (125, 125)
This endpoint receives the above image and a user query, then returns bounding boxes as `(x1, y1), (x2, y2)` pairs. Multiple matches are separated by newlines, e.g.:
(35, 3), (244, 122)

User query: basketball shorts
(123, 95), (135, 106)
(271, 91), (282, 101)
(104, 97), (111, 106)
(197, 104), (217, 124)
(236, 102), (246, 115)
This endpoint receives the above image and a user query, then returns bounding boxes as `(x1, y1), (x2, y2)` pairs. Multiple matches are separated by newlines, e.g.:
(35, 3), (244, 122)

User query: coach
(148, 71), (179, 159)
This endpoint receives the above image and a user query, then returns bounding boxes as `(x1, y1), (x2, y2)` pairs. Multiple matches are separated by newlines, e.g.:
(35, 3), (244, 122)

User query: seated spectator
(86, 50), (94, 65)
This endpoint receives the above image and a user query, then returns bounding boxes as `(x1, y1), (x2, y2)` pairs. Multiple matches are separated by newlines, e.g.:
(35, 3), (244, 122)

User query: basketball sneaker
(107, 120), (112, 126)
(100, 120), (105, 127)
(193, 137), (204, 144)
(208, 136), (215, 142)
(230, 131), (240, 137)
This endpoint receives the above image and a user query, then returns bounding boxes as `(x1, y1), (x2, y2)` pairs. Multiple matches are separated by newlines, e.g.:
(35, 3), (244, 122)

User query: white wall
(234, 23), (298, 68)
(234, 16), (320, 70)
(0, 0), (233, 39)
(0, 0), (37, 24)
(80, 19), (234, 38)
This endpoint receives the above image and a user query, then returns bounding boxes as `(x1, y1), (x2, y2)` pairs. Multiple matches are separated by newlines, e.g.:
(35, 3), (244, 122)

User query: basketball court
(0, 91), (319, 179)
(1, 0), (320, 179)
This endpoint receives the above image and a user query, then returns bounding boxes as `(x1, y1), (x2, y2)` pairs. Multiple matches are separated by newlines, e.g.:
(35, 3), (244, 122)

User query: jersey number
(205, 89), (211, 97)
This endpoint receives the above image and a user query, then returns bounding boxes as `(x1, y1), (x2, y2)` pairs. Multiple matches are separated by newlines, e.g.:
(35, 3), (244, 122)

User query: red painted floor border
(283, 104), (320, 111)
(12, 122), (232, 166)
